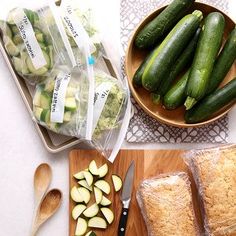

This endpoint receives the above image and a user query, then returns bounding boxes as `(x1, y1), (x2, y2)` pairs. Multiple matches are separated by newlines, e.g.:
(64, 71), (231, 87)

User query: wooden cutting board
(69, 149), (204, 236)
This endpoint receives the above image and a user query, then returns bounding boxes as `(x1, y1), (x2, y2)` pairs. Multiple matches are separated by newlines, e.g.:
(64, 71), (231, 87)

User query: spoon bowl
(34, 163), (52, 204)
(31, 189), (62, 236)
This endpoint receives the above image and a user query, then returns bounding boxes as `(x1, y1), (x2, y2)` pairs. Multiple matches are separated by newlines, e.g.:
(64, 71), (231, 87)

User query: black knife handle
(118, 208), (129, 236)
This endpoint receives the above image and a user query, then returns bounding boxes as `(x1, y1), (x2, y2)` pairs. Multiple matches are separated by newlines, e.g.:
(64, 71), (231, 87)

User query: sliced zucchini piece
(12, 56), (22, 73)
(75, 217), (87, 236)
(112, 175), (123, 192)
(40, 109), (50, 123)
(72, 204), (86, 220)
(44, 80), (55, 93)
(40, 91), (52, 109)
(5, 38), (20, 56)
(94, 187), (103, 205)
(83, 171), (93, 186)
(0, 20), (13, 38)
(94, 180), (110, 195)
(70, 186), (83, 203)
(42, 50), (51, 69)
(98, 163), (108, 178)
(47, 45), (54, 70)
(101, 208), (114, 224)
(11, 25), (19, 34)
(20, 51), (30, 75)
(26, 56), (48, 76)
(39, 42), (47, 51)
(100, 196), (111, 206)
(34, 107), (43, 121)
(85, 231), (96, 236)
(24, 8), (39, 25)
(73, 171), (84, 180)
(65, 97), (77, 112)
(35, 32), (45, 43)
(33, 90), (42, 107)
(13, 34), (23, 45)
(78, 187), (91, 204)
(78, 180), (92, 191)
(26, 50), (50, 75)
(89, 160), (99, 176)
(63, 111), (72, 122)
(88, 217), (107, 229)
(83, 203), (99, 218)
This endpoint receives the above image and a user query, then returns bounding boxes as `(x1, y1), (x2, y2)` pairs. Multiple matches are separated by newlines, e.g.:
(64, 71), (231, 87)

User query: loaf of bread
(136, 172), (199, 236)
(188, 145), (236, 236)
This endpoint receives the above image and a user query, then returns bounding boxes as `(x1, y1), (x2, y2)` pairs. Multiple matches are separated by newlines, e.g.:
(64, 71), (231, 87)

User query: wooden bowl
(126, 2), (236, 128)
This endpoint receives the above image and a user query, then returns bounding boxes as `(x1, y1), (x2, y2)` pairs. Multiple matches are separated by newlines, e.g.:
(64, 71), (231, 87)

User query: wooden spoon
(31, 189), (62, 236)
(34, 163), (52, 205)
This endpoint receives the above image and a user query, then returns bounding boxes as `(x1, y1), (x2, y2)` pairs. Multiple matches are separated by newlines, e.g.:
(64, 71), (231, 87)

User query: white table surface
(0, 0), (235, 235)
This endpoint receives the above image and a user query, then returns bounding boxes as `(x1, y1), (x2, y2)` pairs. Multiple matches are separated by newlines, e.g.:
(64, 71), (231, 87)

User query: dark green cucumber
(185, 12), (225, 110)
(207, 27), (236, 94)
(185, 78), (236, 123)
(152, 27), (201, 104)
(133, 47), (157, 87)
(135, 0), (195, 48)
(163, 70), (190, 110)
(142, 10), (203, 92)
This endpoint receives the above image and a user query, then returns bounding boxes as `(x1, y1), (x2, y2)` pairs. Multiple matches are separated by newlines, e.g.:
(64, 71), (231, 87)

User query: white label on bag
(61, 5), (96, 55)
(51, 72), (71, 123)
(13, 8), (47, 70)
(92, 82), (113, 132)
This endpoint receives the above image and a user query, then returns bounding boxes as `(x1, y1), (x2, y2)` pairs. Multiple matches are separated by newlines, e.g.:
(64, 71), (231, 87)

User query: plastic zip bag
(0, 1), (76, 84)
(59, 2), (96, 139)
(60, 0), (101, 59)
(32, 68), (130, 152)
(136, 172), (200, 236)
(33, 65), (91, 138)
(91, 70), (131, 162)
(184, 144), (236, 236)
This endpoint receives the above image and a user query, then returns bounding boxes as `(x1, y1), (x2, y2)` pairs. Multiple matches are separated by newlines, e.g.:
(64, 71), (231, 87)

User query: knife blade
(118, 160), (135, 236)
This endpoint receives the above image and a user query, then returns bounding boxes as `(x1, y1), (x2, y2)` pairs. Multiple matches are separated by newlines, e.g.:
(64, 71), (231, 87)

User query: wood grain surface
(69, 149), (204, 236)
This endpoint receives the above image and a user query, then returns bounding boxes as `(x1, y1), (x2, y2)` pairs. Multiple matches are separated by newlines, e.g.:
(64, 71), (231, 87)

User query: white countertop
(0, 0), (235, 235)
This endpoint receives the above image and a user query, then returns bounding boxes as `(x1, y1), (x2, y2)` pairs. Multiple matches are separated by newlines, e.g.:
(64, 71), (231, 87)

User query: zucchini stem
(151, 93), (161, 105)
(192, 10), (203, 21)
(184, 96), (197, 110)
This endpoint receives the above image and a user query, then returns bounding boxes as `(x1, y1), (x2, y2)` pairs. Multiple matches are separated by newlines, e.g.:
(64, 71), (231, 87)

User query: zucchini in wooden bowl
(125, 0), (236, 128)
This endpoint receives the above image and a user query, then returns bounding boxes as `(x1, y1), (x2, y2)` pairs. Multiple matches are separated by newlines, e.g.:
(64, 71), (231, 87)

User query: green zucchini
(142, 10), (203, 92)
(13, 34), (23, 45)
(207, 27), (236, 94)
(152, 27), (201, 104)
(163, 70), (190, 110)
(185, 12), (225, 110)
(26, 50), (50, 75)
(12, 56), (22, 73)
(135, 0), (195, 48)
(132, 46), (157, 87)
(4, 38), (20, 56)
(185, 78), (236, 123)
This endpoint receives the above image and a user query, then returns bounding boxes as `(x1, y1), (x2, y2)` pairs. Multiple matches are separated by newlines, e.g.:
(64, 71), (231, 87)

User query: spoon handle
(30, 223), (39, 236)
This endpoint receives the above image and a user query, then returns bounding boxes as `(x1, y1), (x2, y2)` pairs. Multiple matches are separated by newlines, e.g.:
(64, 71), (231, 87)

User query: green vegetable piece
(185, 12), (225, 110)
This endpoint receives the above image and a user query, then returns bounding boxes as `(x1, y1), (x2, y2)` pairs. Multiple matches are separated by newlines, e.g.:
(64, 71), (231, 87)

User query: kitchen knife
(118, 160), (135, 236)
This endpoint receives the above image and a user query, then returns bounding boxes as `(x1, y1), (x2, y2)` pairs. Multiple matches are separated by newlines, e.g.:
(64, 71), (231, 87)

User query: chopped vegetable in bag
(0, 4), (75, 84)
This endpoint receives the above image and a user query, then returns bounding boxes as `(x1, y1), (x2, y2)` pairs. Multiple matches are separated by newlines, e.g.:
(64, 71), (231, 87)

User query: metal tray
(0, 34), (119, 153)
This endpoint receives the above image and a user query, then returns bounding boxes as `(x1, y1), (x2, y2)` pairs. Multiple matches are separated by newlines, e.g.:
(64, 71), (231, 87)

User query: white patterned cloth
(121, 0), (230, 143)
